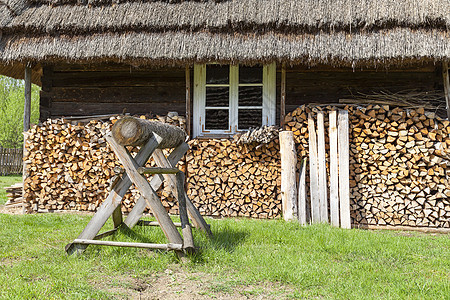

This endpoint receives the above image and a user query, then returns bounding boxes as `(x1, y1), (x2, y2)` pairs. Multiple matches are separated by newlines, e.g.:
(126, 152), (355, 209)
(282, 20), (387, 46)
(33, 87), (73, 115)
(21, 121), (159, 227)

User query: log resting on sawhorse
(65, 117), (211, 257)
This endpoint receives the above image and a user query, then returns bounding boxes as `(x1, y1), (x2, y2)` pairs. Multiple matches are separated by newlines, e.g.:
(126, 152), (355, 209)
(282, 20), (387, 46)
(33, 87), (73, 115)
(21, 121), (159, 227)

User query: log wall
(40, 63), (187, 120)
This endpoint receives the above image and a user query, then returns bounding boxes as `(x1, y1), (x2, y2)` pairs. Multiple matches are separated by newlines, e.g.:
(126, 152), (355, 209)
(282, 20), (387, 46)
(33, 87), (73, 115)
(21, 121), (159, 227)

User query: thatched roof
(0, 0), (449, 80)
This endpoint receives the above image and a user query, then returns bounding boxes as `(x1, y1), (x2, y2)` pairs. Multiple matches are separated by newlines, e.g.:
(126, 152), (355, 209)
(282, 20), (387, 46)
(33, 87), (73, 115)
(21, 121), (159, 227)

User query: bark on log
(111, 116), (185, 148)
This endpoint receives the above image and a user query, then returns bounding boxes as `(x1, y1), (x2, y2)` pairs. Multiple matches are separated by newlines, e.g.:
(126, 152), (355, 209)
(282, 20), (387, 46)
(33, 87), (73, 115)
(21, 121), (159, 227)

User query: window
(193, 63), (276, 137)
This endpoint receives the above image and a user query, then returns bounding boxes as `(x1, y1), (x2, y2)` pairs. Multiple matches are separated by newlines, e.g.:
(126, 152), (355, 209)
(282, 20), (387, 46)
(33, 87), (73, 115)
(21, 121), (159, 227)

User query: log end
(111, 117), (145, 146)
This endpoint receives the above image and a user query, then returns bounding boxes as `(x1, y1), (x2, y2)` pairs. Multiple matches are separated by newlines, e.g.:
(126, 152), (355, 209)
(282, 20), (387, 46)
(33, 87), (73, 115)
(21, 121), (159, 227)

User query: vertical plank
(443, 61), (450, 120)
(185, 65), (191, 137)
(280, 131), (297, 221)
(329, 110), (340, 227)
(316, 111), (328, 223)
(308, 113), (320, 223)
(112, 204), (123, 228)
(338, 110), (351, 229)
(280, 64), (286, 128)
(297, 157), (307, 225)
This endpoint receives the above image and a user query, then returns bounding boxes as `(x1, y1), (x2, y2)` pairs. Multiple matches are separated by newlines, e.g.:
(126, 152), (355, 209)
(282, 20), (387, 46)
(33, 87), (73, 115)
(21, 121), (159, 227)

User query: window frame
(193, 63), (276, 138)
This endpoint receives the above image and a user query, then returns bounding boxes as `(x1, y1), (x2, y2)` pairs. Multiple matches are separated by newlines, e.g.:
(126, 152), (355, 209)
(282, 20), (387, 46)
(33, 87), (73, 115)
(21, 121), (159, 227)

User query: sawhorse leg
(65, 135), (161, 255)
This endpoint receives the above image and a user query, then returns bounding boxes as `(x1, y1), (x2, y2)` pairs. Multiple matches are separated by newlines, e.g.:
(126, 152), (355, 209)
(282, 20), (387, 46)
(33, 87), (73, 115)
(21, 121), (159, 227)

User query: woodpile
(3, 183), (25, 209)
(186, 139), (281, 218)
(23, 116), (180, 213)
(285, 104), (450, 228)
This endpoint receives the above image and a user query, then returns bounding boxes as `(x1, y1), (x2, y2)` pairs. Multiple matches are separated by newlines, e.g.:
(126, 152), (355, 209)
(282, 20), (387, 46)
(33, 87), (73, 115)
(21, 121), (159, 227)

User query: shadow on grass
(190, 225), (250, 264)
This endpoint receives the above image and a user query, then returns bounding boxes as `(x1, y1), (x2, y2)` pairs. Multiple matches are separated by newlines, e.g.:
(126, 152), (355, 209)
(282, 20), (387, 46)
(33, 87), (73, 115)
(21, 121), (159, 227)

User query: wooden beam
(297, 157), (307, 225)
(186, 65), (191, 137)
(308, 113), (320, 223)
(316, 111), (328, 223)
(137, 167), (180, 175)
(72, 239), (183, 251)
(443, 61), (450, 120)
(280, 64), (286, 128)
(329, 110), (340, 227)
(22, 66), (32, 214)
(23, 66), (32, 132)
(280, 131), (297, 221)
(338, 110), (351, 229)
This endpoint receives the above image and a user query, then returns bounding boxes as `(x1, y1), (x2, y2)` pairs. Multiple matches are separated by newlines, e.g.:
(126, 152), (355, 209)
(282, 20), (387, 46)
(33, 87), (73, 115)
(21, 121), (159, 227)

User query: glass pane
(205, 109), (229, 130)
(206, 65), (229, 84)
(239, 66), (263, 84)
(206, 87), (229, 107)
(238, 86), (262, 106)
(238, 109), (262, 130)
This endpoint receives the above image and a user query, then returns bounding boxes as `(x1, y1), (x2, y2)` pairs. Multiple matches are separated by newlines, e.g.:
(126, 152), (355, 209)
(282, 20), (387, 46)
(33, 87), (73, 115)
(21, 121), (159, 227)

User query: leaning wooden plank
(338, 110), (351, 229)
(176, 171), (195, 251)
(106, 133), (185, 257)
(112, 116), (185, 148)
(124, 143), (189, 228)
(280, 131), (297, 221)
(152, 148), (213, 236)
(65, 135), (160, 256)
(329, 110), (340, 227)
(316, 111), (328, 223)
(308, 113), (320, 223)
(112, 203), (123, 228)
(297, 157), (307, 225)
(72, 239), (183, 251)
(94, 228), (118, 240)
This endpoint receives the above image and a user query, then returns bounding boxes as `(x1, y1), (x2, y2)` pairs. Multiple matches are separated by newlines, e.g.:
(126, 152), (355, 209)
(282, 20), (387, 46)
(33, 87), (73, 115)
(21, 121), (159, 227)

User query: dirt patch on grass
(100, 267), (295, 299)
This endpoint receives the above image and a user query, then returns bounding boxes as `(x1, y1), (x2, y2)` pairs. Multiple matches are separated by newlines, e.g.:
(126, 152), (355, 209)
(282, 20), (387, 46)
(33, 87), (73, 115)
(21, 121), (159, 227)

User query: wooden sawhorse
(65, 123), (211, 258)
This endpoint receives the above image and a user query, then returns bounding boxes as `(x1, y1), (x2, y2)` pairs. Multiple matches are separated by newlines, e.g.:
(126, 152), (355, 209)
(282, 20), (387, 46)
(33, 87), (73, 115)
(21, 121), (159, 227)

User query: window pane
(238, 86), (262, 106)
(206, 87), (229, 107)
(206, 65), (229, 84)
(238, 109), (262, 130)
(239, 66), (263, 84)
(205, 109), (229, 130)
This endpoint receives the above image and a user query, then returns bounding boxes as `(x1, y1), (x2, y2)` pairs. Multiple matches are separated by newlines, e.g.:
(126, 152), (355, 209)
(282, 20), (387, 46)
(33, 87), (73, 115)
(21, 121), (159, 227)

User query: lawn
(0, 176), (449, 299)
(0, 175), (22, 205)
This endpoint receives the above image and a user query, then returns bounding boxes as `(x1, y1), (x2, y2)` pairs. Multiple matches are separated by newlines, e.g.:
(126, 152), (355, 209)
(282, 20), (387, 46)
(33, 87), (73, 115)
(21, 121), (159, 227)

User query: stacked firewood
(23, 116), (180, 213)
(285, 105), (450, 228)
(186, 139), (281, 218)
(3, 183), (24, 209)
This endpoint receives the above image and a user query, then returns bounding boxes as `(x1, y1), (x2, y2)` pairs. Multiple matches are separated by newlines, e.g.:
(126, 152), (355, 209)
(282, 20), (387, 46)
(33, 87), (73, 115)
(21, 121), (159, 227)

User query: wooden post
(280, 63), (286, 128)
(316, 111), (328, 222)
(443, 61), (450, 120)
(308, 113), (320, 223)
(297, 158), (307, 225)
(176, 171), (195, 251)
(338, 110), (351, 229)
(186, 65), (191, 137)
(22, 66), (32, 214)
(23, 66), (32, 132)
(280, 131), (297, 221)
(329, 110), (340, 227)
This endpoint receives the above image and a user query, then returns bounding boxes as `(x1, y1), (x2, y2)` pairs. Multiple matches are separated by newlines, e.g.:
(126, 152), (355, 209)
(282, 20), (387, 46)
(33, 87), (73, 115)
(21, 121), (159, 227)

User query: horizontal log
(72, 239), (183, 251)
(111, 116), (185, 148)
(137, 167), (180, 175)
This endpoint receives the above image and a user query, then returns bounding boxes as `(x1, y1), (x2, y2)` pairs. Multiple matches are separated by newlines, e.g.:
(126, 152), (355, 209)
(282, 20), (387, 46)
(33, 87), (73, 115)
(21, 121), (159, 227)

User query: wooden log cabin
(0, 0), (449, 227)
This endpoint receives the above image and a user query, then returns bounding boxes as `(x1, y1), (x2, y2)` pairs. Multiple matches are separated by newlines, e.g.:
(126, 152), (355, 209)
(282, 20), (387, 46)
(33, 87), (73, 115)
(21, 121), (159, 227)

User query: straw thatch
(0, 0), (449, 79)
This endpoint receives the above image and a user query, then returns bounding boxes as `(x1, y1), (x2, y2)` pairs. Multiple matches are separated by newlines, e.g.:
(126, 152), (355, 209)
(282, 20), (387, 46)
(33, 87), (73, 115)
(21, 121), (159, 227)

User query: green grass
(0, 175), (22, 205)
(0, 211), (448, 299)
